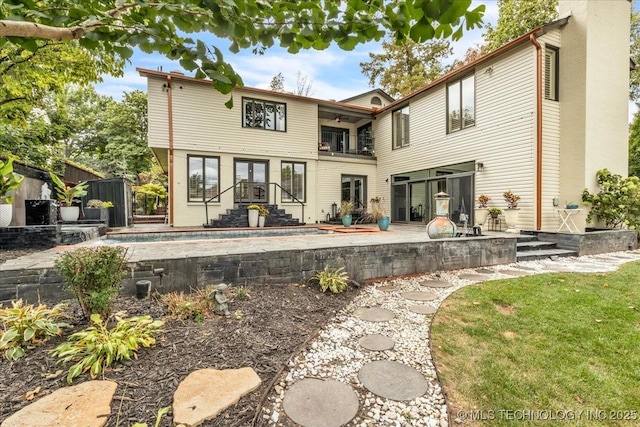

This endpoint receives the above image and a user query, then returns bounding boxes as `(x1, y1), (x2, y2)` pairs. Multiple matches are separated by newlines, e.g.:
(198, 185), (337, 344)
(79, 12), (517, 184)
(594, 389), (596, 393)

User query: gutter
(529, 33), (543, 230)
(167, 74), (174, 226)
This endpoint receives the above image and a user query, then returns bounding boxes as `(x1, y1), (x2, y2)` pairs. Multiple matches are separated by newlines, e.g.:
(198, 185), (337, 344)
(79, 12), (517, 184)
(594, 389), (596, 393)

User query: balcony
(318, 129), (375, 157)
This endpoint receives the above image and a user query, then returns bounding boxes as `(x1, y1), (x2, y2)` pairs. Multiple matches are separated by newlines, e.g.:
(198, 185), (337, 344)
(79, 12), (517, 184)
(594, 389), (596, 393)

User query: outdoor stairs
(205, 204), (302, 228)
(516, 234), (578, 262)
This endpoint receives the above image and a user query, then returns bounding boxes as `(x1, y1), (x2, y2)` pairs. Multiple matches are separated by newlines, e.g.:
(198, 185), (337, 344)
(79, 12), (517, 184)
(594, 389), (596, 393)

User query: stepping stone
(359, 334), (395, 351)
(354, 307), (394, 322)
(500, 270), (529, 277)
(282, 379), (359, 427)
(515, 265), (538, 270)
(2, 380), (117, 427)
(409, 305), (437, 315)
(457, 273), (489, 281)
(358, 360), (428, 401)
(419, 279), (452, 288)
(401, 291), (437, 301)
(476, 268), (494, 274)
(173, 368), (261, 427)
(376, 285), (396, 292)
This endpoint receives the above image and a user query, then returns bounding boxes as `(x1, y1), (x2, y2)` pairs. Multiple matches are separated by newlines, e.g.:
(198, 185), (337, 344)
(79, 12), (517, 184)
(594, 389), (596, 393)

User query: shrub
(340, 200), (354, 217)
(582, 169), (640, 229)
(54, 246), (127, 320)
(160, 287), (215, 322)
(86, 199), (113, 208)
(0, 300), (68, 360)
(503, 190), (521, 209)
(51, 313), (163, 383)
(313, 266), (350, 293)
(488, 208), (502, 216)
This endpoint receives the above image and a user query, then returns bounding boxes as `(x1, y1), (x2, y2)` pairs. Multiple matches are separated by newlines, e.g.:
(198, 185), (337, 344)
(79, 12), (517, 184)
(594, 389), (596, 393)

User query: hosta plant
(51, 313), (163, 383)
(0, 300), (67, 360)
(313, 266), (350, 294)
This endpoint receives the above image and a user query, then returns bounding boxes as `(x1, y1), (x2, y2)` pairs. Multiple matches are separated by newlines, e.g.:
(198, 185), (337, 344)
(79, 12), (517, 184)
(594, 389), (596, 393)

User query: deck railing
(318, 130), (374, 156)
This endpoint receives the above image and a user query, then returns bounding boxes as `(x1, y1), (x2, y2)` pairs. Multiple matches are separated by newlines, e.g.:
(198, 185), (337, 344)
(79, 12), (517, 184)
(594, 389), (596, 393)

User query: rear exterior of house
(141, 0), (630, 231)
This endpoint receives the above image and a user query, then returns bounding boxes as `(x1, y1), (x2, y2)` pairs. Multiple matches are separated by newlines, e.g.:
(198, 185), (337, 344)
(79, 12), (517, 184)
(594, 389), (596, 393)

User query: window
(371, 96), (382, 106)
(545, 46), (559, 101)
(188, 155), (219, 202)
(393, 106), (410, 149)
(447, 74), (475, 133)
(242, 97), (286, 131)
(281, 162), (306, 202)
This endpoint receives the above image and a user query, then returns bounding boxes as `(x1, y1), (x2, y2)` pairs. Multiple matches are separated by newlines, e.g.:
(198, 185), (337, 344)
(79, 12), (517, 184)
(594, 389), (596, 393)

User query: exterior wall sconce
(476, 162), (484, 172)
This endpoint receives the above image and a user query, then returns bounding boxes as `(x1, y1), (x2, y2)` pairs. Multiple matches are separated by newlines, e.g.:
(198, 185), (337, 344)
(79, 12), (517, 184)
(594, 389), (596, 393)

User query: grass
(431, 261), (640, 426)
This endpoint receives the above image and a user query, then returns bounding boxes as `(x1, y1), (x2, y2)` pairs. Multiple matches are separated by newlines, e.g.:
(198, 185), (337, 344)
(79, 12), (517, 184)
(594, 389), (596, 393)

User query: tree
(630, 8), (640, 102)
(630, 107), (640, 177)
(295, 72), (314, 97)
(269, 73), (285, 92)
(360, 39), (452, 97)
(0, 0), (485, 107)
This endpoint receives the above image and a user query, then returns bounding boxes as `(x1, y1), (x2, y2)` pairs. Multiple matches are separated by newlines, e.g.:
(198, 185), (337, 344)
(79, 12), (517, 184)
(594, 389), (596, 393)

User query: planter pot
(377, 216), (390, 231)
(0, 203), (12, 227)
(474, 208), (489, 226)
(341, 215), (352, 227)
(85, 207), (109, 226)
(60, 206), (80, 222)
(504, 208), (520, 232)
(258, 216), (266, 227)
(248, 209), (259, 227)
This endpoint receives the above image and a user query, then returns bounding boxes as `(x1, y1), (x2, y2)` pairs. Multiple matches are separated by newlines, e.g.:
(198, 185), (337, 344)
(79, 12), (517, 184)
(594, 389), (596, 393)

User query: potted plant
(367, 196), (390, 231)
(0, 158), (25, 227)
(503, 190), (521, 232)
(340, 200), (354, 227)
(258, 205), (269, 227)
(85, 199), (113, 226)
(474, 194), (491, 226)
(50, 172), (89, 222)
(246, 204), (260, 227)
(488, 208), (502, 219)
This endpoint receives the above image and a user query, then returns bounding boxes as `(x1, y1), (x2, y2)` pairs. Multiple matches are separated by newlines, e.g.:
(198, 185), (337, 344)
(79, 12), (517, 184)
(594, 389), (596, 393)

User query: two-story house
(139, 0), (631, 231)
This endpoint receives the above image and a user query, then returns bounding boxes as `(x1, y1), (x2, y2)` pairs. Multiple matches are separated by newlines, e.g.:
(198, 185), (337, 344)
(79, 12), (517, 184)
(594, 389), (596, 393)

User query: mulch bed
(0, 265), (356, 426)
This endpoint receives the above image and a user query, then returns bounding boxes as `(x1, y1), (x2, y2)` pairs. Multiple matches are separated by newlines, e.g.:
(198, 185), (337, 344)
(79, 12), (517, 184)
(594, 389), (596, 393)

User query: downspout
(530, 33), (543, 230)
(167, 74), (174, 226)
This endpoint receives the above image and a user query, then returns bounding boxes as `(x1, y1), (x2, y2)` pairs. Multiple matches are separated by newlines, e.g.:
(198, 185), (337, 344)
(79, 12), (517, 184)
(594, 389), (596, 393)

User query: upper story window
(393, 105), (410, 149)
(242, 97), (286, 131)
(545, 46), (559, 101)
(447, 74), (475, 133)
(188, 155), (219, 202)
(371, 96), (382, 106)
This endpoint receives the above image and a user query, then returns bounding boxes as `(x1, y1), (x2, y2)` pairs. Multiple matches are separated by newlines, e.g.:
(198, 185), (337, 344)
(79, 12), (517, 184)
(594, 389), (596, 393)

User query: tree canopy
(0, 0), (485, 106)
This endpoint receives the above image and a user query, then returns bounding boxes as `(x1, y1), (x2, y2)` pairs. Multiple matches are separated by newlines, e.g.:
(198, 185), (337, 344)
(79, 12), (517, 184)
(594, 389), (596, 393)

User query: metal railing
(318, 130), (374, 156)
(204, 181), (305, 225)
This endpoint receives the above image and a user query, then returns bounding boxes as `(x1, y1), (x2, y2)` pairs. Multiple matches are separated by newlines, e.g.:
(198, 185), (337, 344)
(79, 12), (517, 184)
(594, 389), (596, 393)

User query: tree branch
(0, 97), (28, 107)
(0, 20), (85, 40)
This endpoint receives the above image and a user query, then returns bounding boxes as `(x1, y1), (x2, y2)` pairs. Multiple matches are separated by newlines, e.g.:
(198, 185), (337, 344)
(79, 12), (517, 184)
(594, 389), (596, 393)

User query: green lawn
(431, 262), (640, 426)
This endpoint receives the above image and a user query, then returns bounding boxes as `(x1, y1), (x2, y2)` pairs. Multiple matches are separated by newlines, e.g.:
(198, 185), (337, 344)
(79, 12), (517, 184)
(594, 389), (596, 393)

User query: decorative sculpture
(40, 182), (51, 200)
(426, 192), (457, 239)
(214, 283), (230, 316)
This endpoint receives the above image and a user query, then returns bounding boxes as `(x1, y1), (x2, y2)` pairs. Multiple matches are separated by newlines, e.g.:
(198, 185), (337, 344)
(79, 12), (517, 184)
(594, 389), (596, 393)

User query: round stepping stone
(419, 279), (452, 288)
(359, 334), (395, 351)
(500, 270), (529, 277)
(409, 305), (437, 315)
(458, 273), (489, 281)
(401, 291), (437, 301)
(358, 360), (428, 401)
(354, 307), (394, 322)
(476, 268), (494, 274)
(283, 379), (359, 427)
(376, 285), (396, 292)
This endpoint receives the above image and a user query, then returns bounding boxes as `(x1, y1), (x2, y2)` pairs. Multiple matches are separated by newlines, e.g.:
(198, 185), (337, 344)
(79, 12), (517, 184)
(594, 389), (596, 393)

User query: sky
(95, 1), (499, 102)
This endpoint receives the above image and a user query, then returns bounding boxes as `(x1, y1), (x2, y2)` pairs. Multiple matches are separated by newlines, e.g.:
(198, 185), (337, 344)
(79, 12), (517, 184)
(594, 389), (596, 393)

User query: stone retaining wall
(528, 229), (637, 256)
(0, 225), (60, 250)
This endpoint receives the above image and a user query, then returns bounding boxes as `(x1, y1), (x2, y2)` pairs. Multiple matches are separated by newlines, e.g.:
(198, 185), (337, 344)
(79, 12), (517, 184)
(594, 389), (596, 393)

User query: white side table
(556, 209), (582, 233)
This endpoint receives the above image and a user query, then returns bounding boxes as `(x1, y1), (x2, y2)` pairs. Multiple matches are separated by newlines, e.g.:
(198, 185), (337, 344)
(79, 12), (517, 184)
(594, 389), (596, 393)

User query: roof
(340, 89), (395, 104)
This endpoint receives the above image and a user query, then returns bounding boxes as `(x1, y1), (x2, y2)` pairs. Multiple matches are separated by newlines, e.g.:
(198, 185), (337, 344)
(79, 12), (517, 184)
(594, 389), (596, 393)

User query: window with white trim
(281, 161), (306, 202)
(188, 155), (219, 202)
(545, 46), (559, 101)
(392, 106), (410, 149)
(447, 74), (475, 133)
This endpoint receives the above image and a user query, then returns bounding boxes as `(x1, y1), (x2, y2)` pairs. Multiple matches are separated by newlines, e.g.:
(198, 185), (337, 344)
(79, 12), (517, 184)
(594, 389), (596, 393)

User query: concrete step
(515, 235), (538, 243)
(517, 241), (558, 251)
(516, 248), (578, 262)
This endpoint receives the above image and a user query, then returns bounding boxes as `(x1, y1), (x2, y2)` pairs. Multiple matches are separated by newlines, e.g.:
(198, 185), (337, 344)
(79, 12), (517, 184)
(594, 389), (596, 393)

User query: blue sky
(95, 1), (499, 101)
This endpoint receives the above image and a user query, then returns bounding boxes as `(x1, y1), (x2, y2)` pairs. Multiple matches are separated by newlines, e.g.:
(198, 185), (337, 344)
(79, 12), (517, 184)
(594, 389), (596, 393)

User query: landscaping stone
(1, 380), (117, 427)
(354, 307), (394, 322)
(282, 378), (359, 427)
(409, 305), (437, 315)
(500, 269), (529, 277)
(358, 360), (429, 401)
(419, 279), (453, 288)
(359, 334), (395, 351)
(457, 273), (489, 281)
(476, 268), (494, 273)
(173, 368), (261, 427)
(401, 291), (437, 301)
(376, 285), (396, 292)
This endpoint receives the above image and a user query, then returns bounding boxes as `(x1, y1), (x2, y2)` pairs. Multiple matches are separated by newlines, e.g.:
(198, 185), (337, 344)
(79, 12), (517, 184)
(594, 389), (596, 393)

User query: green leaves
(0, 158), (24, 204)
(313, 266), (350, 294)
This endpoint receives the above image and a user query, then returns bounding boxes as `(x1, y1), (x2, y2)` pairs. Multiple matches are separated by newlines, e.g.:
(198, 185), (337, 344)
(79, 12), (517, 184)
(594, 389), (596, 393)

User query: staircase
(516, 234), (578, 262)
(205, 204), (302, 228)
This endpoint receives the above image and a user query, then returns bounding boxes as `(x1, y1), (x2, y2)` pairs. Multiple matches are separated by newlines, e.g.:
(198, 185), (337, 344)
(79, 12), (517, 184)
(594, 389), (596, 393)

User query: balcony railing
(318, 130), (374, 157)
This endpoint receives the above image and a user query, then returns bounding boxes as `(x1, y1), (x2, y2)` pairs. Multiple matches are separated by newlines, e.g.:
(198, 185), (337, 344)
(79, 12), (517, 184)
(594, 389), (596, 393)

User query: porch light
(476, 162), (484, 172)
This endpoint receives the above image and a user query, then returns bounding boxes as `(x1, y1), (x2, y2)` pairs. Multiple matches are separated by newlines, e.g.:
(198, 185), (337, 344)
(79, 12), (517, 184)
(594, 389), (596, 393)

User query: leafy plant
(54, 246), (127, 320)
(86, 199), (113, 208)
(503, 190), (520, 209)
(160, 287), (215, 322)
(366, 196), (387, 221)
(582, 169), (640, 229)
(51, 313), (163, 383)
(488, 208), (502, 216)
(0, 300), (68, 360)
(258, 205), (269, 216)
(340, 200), (354, 217)
(476, 194), (491, 208)
(235, 287), (248, 300)
(0, 158), (25, 204)
(131, 406), (172, 427)
(313, 266), (350, 294)
(247, 204), (261, 210)
(49, 172), (88, 206)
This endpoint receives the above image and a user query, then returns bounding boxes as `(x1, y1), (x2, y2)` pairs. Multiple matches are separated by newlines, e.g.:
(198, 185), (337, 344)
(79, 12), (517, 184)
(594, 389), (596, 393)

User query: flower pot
(377, 216), (390, 231)
(474, 208), (489, 226)
(60, 206), (80, 222)
(84, 207), (110, 226)
(248, 209), (259, 227)
(0, 203), (12, 227)
(258, 216), (266, 227)
(341, 215), (352, 227)
(504, 208), (520, 232)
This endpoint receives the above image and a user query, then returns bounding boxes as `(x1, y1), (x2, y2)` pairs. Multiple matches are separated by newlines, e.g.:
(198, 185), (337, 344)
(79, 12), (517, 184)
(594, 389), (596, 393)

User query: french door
(341, 175), (367, 209)
(235, 160), (268, 203)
